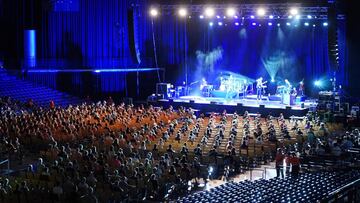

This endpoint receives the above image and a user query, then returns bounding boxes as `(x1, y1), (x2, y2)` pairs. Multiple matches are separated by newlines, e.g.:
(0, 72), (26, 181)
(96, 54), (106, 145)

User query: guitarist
(256, 77), (267, 100)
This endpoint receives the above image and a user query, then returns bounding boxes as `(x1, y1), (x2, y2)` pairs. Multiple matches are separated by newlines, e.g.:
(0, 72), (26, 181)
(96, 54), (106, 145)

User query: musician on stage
(256, 77), (266, 100)
(298, 80), (305, 96)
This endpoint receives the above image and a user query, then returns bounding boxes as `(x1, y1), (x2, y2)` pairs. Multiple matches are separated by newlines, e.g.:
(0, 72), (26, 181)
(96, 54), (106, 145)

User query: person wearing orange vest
(275, 148), (285, 178)
(289, 152), (300, 177)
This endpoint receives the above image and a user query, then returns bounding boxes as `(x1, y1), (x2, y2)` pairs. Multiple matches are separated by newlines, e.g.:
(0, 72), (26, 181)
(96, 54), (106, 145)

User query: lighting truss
(156, 3), (345, 20)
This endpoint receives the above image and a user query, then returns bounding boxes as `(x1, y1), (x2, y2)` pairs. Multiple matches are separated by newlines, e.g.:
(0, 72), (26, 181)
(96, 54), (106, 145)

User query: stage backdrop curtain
(40, 0), (133, 68)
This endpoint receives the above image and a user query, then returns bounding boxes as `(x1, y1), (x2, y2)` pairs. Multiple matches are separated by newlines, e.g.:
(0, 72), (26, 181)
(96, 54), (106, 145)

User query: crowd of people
(0, 96), (356, 202)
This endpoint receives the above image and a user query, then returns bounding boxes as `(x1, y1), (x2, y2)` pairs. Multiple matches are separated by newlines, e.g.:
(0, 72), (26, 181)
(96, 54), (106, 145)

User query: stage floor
(151, 94), (317, 117)
(161, 95), (315, 110)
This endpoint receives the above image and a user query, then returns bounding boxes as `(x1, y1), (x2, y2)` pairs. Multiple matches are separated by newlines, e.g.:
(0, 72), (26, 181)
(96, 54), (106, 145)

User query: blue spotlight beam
(26, 68), (164, 73)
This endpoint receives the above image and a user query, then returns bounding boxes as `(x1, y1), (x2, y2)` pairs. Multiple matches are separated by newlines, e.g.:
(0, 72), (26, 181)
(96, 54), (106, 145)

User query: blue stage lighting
(307, 15), (312, 19)
(314, 80), (322, 87)
(288, 15), (293, 19)
(304, 22), (309, 26)
(250, 15), (255, 19)
(235, 22), (239, 26)
(216, 15), (220, 19)
(209, 22), (213, 26)
(271, 78), (275, 83)
(218, 22), (223, 26)
(313, 24), (316, 27)
(295, 15), (301, 19)
(268, 22), (272, 26)
(252, 22), (257, 26)
(277, 23), (280, 27)
(199, 15), (204, 19)
(234, 15), (238, 19)
(269, 15), (274, 19)
(286, 22), (291, 26)
(323, 22), (328, 26)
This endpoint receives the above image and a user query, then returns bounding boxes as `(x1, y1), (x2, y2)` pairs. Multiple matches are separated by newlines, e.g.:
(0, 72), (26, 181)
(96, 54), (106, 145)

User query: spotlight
(205, 7), (215, 17)
(290, 8), (299, 15)
(257, 8), (266, 16)
(288, 15), (293, 19)
(271, 78), (275, 83)
(314, 80), (322, 87)
(150, 8), (158, 17)
(234, 15), (238, 19)
(323, 22), (328, 26)
(268, 22), (272, 26)
(307, 15), (312, 19)
(218, 22), (223, 26)
(277, 23), (280, 27)
(216, 15), (220, 19)
(178, 8), (187, 17)
(295, 15), (300, 19)
(304, 22), (309, 26)
(226, 7), (236, 17)
(313, 24), (316, 27)
(235, 22), (239, 26)
(252, 22), (257, 26)
(250, 15), (255, 19)
(269, 15), (274, 19)
(286, 22), (291, 26)
(209, 22), (213, 26)
(199, 15), (204, 19)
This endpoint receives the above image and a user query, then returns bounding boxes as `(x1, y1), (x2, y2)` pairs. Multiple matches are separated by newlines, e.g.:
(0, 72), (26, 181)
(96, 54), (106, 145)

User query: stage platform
(149, 95), (316, 118)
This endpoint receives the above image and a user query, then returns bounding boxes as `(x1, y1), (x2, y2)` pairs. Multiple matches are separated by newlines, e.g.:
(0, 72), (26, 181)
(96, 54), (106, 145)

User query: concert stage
(149, 95), (316, 118)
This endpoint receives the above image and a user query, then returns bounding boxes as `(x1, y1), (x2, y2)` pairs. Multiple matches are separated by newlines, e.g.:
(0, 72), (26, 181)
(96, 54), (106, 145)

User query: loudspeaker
(210, 101), (217, 104)
(189, 100), (195, 103)
(259, 104), (265, 108)
(127, 9), (141, 64)
(286, 106), (291, 110)
(237, 103), (243, 107)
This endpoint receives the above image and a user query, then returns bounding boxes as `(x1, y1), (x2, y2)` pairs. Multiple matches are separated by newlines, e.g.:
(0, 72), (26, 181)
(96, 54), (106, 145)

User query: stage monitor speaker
(210, 101), (217, 105)
(189, 100), (195, 103)
(237, 103), (243, 107)
(169, 99), (173, 102)
(259, 104), (265, 108)
(286, 106), (291, 110)
(301, 103), (305, 108)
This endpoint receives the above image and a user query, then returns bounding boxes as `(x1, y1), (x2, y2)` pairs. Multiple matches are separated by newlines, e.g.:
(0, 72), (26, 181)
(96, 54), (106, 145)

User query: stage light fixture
(307, 15), (312, 19)
(250, 15), (255, 19)
(205, 7), (215, 17)
(150, 8), (158, 17)
(290, 8), (298, 15)
(209, 22), (213, 26)
(268, 22), (272, 26)
(178, 8), (187, 17)
(218, 22), (223, 26)
(304, 22), (309, 26)
(286, 22), (291, 26)
(234, 15), (238, 19)
(226, 7), (236, 17)
(235, 22), (239, 26)
(216, 15), (220, 19)
(269, 15), (274, 19)
(277, 23), (280, 27)
(323, 22), (328, 26)
(257, 8), (266, 16)
(295, 15), (300, 19)
(199, 15), (204, 19)
(252, 22), (257, 26)
(313, 24), (316, 27)
(288, 15), (293, 19)
(271, 78), (275, 82)
(314, 80), (322, 87)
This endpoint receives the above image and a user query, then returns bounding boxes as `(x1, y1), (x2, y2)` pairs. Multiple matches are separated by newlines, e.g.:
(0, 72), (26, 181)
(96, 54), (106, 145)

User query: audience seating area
(177, 170), (360, 203)
(0, 69), (83, 107)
